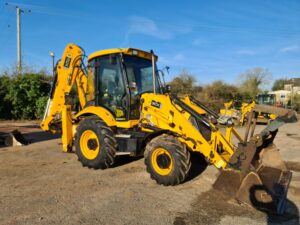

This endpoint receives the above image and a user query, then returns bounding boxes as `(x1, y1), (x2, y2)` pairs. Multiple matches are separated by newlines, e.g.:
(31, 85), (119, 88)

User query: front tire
(144, 134), (191, 186)
(75, 118), (117, 169)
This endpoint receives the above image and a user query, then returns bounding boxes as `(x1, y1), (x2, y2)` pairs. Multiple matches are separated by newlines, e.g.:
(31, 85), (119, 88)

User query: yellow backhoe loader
(220, 100), (277, 125)
(41, 43), (297, 214)
(219, 100), (241, 120)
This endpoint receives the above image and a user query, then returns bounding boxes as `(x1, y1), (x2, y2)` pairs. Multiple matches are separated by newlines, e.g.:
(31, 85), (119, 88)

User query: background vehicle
(219, 100), (241, 121)
(220, 99), (277, 125)
(41, 43), (297, 214)
(256, 93), (276, 105)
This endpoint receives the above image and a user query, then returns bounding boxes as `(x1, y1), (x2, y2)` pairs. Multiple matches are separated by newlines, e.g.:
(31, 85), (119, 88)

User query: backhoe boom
(41, 44), (87, 133)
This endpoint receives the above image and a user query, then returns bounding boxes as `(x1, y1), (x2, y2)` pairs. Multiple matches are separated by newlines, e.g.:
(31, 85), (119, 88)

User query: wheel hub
(151, 148), (173, 176)
(157, 154), (171, 169)
(87, 138), (98, 150)
(80, 130), (100, 160)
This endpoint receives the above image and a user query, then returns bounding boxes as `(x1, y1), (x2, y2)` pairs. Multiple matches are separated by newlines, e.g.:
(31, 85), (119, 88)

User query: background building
(269, 78), (300, 107)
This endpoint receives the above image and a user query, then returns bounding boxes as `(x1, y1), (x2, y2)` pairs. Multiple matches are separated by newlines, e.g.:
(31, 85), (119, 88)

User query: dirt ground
(0, 120), (300, 225)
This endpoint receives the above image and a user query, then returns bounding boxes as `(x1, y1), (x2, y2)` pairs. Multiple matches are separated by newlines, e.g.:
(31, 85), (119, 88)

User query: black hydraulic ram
(188, 95), (220, 119)
(170, 94), (212, 129)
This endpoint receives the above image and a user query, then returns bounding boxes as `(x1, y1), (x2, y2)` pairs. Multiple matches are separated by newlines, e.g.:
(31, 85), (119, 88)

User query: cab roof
(88, 48), (158, 61)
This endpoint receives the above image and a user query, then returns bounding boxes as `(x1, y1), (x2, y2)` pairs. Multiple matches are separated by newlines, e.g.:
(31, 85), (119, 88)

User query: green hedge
(0, 73), (51, 120)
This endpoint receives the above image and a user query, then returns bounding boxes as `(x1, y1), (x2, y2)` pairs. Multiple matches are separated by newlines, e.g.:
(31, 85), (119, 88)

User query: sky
(0, 0), (299, 86)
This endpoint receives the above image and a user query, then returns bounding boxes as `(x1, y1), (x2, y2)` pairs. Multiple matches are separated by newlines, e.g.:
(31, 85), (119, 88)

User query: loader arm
(224, 100), (234, 109)
(40, 44), (87, 133)
(140, 93), (236, 169)
(141, 92), (297, 213)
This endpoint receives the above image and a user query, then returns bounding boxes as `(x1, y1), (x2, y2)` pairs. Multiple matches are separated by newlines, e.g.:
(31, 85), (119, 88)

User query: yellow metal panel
(74, 106), (116, 127)
(62, 105), (73, 152)
(116, 120), (139, 128)
(88, 48), (157, 61)
(224, 100), (234, 109)
(182, 96), (206, 115)
(220, 108), (239, 117)
(270, 113), (277, 120)
(140, 93), (231, 169)
(225, 127), (232, 143)
(240, 101), (255, 125)
(40, 43), (85, 132)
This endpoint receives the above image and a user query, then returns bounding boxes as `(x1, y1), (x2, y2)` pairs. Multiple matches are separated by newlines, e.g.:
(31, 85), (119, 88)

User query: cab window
(95, 55), (127, 119)
(123, 55), (161, 119)
(86, 59), (95, 103)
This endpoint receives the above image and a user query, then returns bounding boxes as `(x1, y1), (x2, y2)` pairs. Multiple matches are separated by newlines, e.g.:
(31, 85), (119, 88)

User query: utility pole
(17, 7), (22, 75)
(5, 3), (31, 75)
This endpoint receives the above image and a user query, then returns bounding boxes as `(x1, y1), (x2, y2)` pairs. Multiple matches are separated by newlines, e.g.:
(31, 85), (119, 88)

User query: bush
(195, 80), (241, 112)
(168, 71), (202, 96)
(292, 94), (300, 112)
(35, 96), (49, 119)
(4, 73), (51, 120)
(0, 75), (13, 119)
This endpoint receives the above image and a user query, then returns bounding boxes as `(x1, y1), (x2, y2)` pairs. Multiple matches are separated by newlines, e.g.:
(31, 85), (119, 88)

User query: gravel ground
(0, 120), (299, 225)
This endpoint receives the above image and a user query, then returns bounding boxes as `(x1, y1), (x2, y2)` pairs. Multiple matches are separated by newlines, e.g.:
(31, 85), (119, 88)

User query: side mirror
(165, 66), (170, 74)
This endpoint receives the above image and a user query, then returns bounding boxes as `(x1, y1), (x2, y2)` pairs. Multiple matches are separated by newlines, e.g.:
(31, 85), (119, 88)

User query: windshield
(256, 95), (275, 105)
(122, 55), (161, 94)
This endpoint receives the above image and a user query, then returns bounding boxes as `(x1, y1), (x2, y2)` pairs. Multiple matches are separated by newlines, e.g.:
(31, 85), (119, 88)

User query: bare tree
(272, 78), (287, 91)
(239, 67), (272, 99)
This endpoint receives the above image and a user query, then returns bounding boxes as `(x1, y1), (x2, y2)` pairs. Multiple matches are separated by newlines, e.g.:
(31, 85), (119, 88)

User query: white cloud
(127, 16), (172, 40)
(121, 16), (192, 46)
(280, 45), (299, 53)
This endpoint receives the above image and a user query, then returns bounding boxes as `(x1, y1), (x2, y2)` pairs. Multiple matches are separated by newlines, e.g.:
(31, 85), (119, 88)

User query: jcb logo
(64, 54), (72, 68)
(151, 100), (161, 108)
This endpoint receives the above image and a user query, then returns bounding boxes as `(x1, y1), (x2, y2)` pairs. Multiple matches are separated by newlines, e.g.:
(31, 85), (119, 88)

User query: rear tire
(144, 134), (191, 186)
(75, 118), (117, 169)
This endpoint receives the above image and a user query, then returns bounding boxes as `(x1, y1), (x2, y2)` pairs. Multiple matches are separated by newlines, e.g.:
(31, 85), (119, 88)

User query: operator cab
(86, 48), (163, 121)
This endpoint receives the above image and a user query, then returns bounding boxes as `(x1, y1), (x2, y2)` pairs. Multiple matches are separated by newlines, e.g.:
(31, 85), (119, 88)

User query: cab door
(90, 55), (128, 120)
(122, 55), (161, 120)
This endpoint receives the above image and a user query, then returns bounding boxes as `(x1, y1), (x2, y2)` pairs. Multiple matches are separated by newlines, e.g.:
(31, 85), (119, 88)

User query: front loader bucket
(214, 142), (292, 214)
(235, 144), (292, 214)
(213, 106), (296, 214)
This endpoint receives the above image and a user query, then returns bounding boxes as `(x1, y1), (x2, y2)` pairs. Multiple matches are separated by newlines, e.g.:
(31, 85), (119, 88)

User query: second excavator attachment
(0, 130), (29, 147)
(214, 106), (297, 214)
